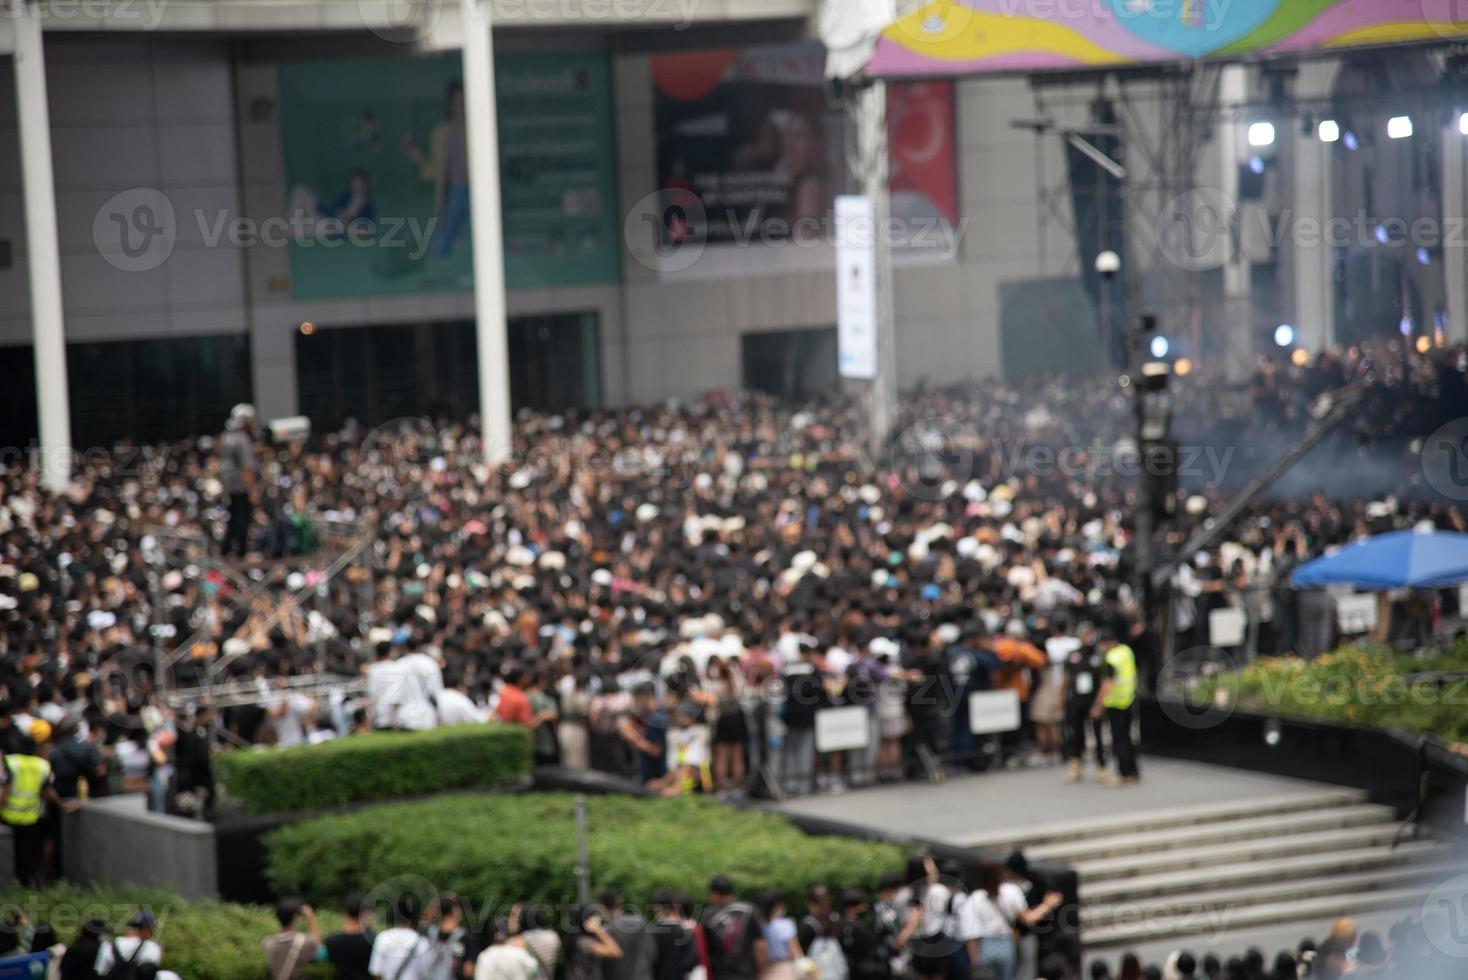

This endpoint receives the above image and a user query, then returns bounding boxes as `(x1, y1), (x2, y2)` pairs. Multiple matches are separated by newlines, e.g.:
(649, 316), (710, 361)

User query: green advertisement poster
(277, 51), (620, 300)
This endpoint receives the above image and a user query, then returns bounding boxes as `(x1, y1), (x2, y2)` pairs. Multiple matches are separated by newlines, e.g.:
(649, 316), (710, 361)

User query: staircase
(974, 789), (1461, 949)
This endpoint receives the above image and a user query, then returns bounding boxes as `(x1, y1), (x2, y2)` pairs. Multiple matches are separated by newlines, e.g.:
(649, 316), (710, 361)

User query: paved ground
(767, 756), (1338, 846)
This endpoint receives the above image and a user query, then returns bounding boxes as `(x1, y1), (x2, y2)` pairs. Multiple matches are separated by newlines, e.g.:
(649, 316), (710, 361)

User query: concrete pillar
(1291, 61), (1337, 352)
(1445, 116), (1467, 343)
(461, 0), (512, 462)
(1217, 65), (1253, 378)
(14, 5), (72, 490)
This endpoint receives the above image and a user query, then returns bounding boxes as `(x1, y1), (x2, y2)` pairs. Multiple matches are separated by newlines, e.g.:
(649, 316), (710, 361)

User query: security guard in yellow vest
(2, 734), (67, 886)
(1090, 631), (1140, 788)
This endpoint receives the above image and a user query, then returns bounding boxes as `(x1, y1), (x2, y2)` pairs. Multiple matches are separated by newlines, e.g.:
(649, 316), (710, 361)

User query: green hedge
(216, 724), (532, 815)
(1193, 640), (1468, 744)
(265, 793), (905, 912)
(0, 883), (340, 980)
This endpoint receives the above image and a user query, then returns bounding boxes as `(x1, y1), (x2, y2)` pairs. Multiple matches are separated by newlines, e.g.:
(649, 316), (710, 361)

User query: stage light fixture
(1150, 335), (1170, 359)
(1399, 315), (1414, 336)
(1318, 119), (1340, 142)
(1247, 121), (1276, 147)
(1274, 324), (1295, 348)
(1417, 247), (1431, 266)
(1342, 129), (1359, 151)
(1387, 115), (1413, 139)
(1460, 112), (1468, 135)
(1248, 155), (1267, 174)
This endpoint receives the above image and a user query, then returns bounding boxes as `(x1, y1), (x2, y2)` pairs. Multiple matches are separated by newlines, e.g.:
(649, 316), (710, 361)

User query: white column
(14, 4), (71, 491)
(855, 79), (896, 454)
(1292, 65), (1336, 351)
(1217, 65), (1252, 378)
(461, 0), (512, 463)
(1445, 118), (1467, 343)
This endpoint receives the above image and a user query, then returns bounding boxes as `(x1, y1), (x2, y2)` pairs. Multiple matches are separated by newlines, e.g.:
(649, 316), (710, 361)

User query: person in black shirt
(173, 705), (215, 816)
(321, 891), (374, 980)
(781, 642), (825, 795)
(650, 891), (697, 980)
(836, 890), (888, 980)
(48, 721), (105, 802)
(699, 876), (765, 980)
(1061, 623), (1107, 784)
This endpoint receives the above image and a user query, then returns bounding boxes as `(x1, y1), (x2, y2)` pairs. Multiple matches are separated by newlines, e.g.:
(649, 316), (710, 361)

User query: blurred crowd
(1, 339), (1465, 831)
(1090, 912), (1461, 980)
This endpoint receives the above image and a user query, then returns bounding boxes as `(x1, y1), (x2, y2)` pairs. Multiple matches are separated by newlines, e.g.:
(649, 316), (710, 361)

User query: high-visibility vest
(1, 754), (51, 826)
(1102, 644), (1137, 710)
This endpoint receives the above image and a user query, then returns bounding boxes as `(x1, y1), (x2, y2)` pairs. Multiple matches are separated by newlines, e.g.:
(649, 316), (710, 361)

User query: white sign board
(1335, 594), (1378, 635)
(969, 689), (1021, 735)
(815, 706), (871, 753)
(1208, 607), (1247, 648)
(835, 195), (877, 379)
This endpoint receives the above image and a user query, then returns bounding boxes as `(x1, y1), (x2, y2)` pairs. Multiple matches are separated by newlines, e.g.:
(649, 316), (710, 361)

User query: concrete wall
(61, 795), (218, 899)
(0, 36), (248, 347)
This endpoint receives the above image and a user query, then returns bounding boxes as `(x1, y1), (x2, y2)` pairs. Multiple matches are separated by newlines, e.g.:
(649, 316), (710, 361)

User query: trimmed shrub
(265, 792), (905, 913)
(216, 724), (532, 815)
(0, 883), (340, 980)
(1193, 640), (1468, 744)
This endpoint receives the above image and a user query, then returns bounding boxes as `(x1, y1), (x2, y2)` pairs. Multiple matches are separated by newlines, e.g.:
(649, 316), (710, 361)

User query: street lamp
(1096, 250), (1120, 365)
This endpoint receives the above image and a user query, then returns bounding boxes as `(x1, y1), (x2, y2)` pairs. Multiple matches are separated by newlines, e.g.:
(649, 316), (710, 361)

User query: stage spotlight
(1417, 247), (1431, 266)
(1343, 129), (1359, 151)
(1248, 155), (1267, 175)
(1399, 315), (1414, 336)
(1416, 335), (1432, 354)
(1460, 112), (1468, 135)
(1173, 357), (1193, 377)
(1274, 324), (1295, 348)
(1150, 335), (1170, 359)
(1247, 121), (1276, 147)
(1387, 115), (1413, 139)
(1318, 119), (1340, 142)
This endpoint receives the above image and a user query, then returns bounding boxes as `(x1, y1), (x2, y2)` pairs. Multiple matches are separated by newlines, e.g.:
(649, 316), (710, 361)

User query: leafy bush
(216, 724), (532, 815)
(1193, 640), (1468, 744)
(0, 883), (340, 980)
(265, 792), (906, 913)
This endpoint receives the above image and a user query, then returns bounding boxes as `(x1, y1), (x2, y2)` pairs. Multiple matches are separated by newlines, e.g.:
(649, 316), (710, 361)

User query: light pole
(1096, 249), (1120, 368)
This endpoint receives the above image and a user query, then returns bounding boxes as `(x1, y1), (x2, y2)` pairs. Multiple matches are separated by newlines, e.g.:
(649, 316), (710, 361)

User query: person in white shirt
(436, 668), (487, 727)
(94, 911), (163, 975)
(369, 901), (432, 980)
(396, 651), (445, 731)
(474, 938), (542, 980)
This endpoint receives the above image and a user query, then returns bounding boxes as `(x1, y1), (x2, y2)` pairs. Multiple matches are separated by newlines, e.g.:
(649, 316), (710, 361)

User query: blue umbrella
(1290, 529), (1468, 590)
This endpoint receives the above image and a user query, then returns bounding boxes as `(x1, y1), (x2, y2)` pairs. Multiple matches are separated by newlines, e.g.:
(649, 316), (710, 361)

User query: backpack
(105, 940), (145, 980)
(802, 916), (849, 980)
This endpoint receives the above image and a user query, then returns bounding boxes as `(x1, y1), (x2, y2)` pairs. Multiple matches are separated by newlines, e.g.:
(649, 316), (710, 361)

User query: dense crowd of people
(0, 341), (1464, 858)
(1089, 913), (1461, 980)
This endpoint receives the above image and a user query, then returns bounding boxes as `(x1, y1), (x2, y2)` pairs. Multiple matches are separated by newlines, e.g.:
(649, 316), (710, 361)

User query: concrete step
(1074, 823), (1406, 882)
(1080, 841), (1452, 903)
(1084, 883), (1437, 948)
(960, 789), (1367, 851)
(1081, 864), (1459, 928)
(1030, 804), (1396, 863)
